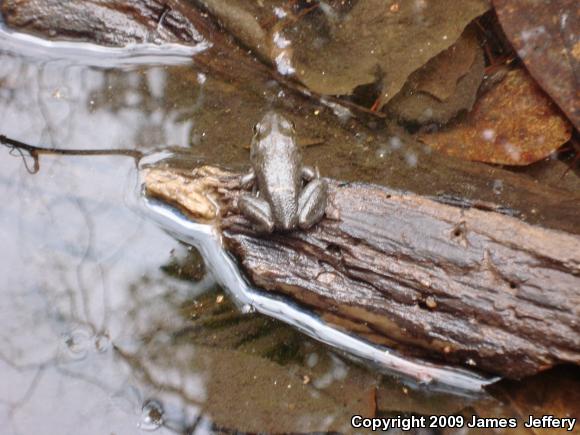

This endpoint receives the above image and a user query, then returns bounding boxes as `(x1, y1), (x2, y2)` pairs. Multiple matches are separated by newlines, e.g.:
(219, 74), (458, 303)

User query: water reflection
(0, 27), (211, 434)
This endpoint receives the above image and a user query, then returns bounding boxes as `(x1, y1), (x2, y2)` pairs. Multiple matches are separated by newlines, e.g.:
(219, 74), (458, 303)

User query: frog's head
(252, 112), (295, 144)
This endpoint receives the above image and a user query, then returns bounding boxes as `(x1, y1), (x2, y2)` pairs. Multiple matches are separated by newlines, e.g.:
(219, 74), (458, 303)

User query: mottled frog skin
(239, 112), (328, 233)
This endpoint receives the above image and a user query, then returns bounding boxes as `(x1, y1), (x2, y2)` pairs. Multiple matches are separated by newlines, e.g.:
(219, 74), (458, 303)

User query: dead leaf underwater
(278, 0), (490, 107)
(418, 67), (572, 165)
(493, 0), (580, 132)
(386, 27), (485, 124)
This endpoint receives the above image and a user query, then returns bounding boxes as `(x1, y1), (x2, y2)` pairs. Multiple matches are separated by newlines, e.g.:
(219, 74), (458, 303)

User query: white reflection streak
(140, 195), (499, 395)
(0, 27), (210, 67)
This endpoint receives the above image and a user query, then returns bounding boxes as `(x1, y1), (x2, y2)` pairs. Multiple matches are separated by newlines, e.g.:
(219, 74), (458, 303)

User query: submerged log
(144, 165), (580, 380)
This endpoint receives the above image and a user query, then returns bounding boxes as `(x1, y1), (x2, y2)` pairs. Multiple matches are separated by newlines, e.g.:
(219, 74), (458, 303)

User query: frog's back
(251, 112), (302, 230)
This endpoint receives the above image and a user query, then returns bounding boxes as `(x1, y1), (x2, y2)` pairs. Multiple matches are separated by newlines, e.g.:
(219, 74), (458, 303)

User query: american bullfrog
(239, 112), (328, 233)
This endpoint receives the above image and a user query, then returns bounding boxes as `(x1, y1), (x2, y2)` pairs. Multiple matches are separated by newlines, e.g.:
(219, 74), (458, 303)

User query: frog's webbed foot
(238, 194), (274, 233)
(240, 169), (256, 190)
(298, 178), (328, 230)
(301, 166), (319, 182)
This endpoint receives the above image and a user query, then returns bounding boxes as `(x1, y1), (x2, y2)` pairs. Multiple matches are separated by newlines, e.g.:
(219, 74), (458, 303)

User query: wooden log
(144, 165), (580, 379)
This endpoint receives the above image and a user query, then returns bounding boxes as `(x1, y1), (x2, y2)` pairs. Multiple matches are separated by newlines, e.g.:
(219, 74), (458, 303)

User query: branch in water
(0, 134), (144, 173)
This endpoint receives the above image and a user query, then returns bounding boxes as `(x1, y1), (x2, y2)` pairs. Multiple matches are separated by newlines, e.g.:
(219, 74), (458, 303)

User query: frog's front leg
(301, 166), (318, 182)
(297, 178), (328, 229)
(238, 194), (275, 233)
(240, 169), (256, 190)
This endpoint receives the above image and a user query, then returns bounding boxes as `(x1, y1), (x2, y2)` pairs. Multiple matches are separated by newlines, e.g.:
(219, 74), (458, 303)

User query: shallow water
(0, 22), (579, 435)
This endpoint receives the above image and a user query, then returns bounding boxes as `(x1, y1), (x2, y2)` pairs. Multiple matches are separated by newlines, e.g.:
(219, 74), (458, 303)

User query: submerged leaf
(413, 27), (482, 101)
(283, 0), (489, 107)
(479, 367), (580, 433)
(418, 68), (572, 165)
(188, 0), (489, 109)
(493, 0), (580, 131)
(386, 27), (485, 124)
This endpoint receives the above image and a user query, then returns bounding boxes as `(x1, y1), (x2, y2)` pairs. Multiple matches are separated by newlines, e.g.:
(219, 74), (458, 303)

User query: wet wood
(144, 166), (580, 379)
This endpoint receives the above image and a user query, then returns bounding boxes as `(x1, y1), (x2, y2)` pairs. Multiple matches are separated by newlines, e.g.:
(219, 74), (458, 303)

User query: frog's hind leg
(238, 194), (274, 233)
(298, 178), (328, 230)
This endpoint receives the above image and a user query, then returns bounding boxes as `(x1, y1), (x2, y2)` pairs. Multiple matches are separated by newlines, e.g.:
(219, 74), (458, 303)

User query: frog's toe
(298, 178), (328, 229)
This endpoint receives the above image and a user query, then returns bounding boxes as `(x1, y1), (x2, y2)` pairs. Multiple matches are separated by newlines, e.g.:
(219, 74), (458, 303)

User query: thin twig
(0, 134), (143, 173)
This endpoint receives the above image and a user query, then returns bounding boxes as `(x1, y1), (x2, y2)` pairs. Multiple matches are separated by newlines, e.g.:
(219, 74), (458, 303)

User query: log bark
(144, 166), (580, 379)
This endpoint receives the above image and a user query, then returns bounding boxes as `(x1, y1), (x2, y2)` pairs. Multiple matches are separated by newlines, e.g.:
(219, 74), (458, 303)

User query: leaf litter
(386, 26), (485, 124)
(197, 0), (490, 109)
(418, 67), (572, 165)
(493, 0), (580, 131)
(281, 0), (490, 108)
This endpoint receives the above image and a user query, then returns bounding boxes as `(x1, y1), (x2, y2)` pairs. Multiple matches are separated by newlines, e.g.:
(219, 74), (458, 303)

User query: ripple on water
(60, 326), (93, 361)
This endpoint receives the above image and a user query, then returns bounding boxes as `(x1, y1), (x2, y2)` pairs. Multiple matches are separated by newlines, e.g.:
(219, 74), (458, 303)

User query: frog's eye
(253, 121), (272, 138)
(279, 118), (295, 134)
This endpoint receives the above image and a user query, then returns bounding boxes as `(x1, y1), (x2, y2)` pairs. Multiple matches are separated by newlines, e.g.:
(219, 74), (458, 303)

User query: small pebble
(425, 296), (437, 309)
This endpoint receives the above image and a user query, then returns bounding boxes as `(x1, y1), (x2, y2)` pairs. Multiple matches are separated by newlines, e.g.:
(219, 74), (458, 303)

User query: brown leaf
(386, 27), (485, 124)
(493, 0), (580, 131)
(414, 27), (481, 101)
(281, 0), (490, 106)
(193, 0), (490, 109)
(478, 367), (580, 435)
(418, 68), (572, 165)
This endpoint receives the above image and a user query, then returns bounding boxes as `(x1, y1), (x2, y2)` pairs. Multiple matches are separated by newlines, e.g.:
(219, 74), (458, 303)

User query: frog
(238, 112), (328, 233)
